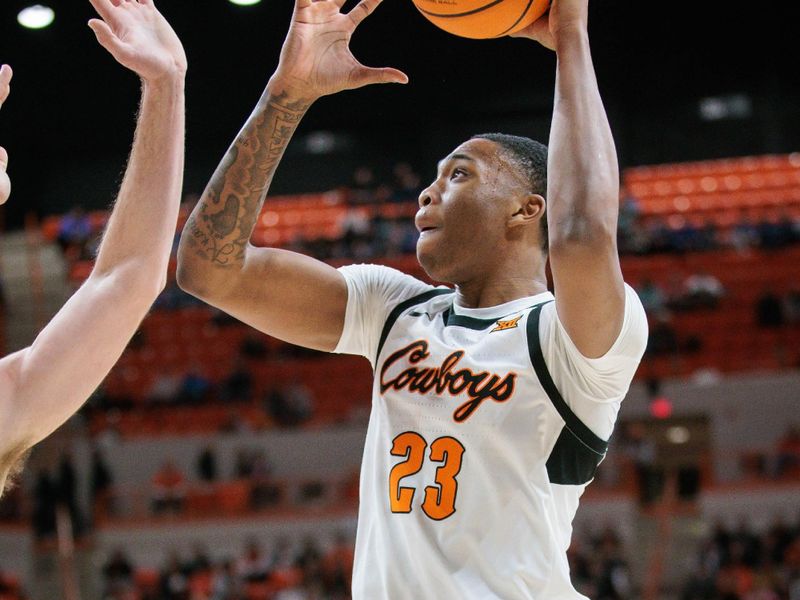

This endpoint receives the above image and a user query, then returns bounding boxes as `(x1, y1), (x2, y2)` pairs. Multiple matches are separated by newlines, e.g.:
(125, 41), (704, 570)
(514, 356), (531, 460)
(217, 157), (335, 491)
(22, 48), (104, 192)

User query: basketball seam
(495, 0), (537, 37)
(416, 0), (506, 19)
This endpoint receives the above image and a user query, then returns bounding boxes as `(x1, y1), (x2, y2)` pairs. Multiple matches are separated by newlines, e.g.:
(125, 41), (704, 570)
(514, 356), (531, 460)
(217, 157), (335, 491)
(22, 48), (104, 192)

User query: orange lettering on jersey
(491, 315), (522, 332)
(379, 340), (517, 422)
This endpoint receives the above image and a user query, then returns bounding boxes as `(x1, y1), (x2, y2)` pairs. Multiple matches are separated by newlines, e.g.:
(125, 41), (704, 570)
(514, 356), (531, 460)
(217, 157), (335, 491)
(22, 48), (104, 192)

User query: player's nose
(418, 184), (440, 208)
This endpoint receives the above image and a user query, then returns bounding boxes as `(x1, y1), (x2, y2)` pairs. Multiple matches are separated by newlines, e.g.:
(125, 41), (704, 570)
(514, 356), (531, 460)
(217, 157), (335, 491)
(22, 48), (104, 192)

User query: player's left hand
(510, 0), (589, 50)
(0, 64), (12, 205)
(88, 0), (187, 83)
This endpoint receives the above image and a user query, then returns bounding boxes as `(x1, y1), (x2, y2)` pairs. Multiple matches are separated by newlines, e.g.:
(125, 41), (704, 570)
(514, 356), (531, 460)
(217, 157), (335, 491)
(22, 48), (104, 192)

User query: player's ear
(508, 194), (545, 229)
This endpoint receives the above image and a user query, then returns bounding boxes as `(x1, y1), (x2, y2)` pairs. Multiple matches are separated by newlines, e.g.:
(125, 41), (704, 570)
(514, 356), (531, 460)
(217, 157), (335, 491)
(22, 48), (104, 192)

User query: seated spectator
(776, 425), (800, 478)
(756, 289), (785, 329)
(388, 162), (422, 203)
(90, 447), (113, 518)
(347, 166), (377, 205)
(177, 365), (212, 405)
(250, 451), (280, 509)
(220, 358), (254, 403)
(209, 560), (242, 600)
(271, 380), (315, 427)
(322, 532), (355, 596)
(57, 206), (92, 256)
(237, 540), (271, 583)
(160, 552), (190, 600)
(682, 271), (725, 309)
(196, 445), (218, 483)
(146, 367), (183, 406)
(240, 332), (269, 360)
(637, 279), (667, 315)
(646, 312), (680, 358)
(103, 548), (135, 597)
(151, 460), (186, 515)
(784, 286), (800, 324)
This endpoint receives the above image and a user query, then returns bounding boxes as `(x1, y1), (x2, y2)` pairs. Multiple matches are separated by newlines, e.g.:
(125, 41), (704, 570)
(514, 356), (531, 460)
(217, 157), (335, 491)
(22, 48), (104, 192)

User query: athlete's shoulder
(337, 263), (448, 306)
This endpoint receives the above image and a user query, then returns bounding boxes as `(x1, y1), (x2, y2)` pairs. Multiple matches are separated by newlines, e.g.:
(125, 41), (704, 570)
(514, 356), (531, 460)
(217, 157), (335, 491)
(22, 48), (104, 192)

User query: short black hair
(472, 133), (548, 252)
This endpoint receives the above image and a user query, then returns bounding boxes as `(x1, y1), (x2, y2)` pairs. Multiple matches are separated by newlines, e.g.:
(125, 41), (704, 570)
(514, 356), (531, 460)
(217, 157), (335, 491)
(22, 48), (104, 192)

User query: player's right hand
(0, 64), (12, 205)
(511, 0), (589, 50)
(270, 0), (408, 102)
(87, 0), (187, 84)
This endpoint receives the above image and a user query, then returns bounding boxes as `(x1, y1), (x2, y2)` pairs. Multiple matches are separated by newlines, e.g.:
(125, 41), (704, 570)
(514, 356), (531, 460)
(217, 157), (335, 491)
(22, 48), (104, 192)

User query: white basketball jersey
(335, 265), (648, 600)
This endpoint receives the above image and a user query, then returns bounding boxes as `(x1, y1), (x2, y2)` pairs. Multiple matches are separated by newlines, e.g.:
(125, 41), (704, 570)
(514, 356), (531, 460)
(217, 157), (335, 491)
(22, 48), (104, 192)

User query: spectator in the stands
(646, 312), (680, 358)
(250, 450), (280, 509)
(196, 445), (218, 483)
(388, 161), (422, 203)
(177, 365), (212, 405)
(756, 289), (785, 329)
(682, 271), (726, 309)
(57, 451), (83, 536)
(757, 210), (793, 250)
(730, 209), (760, 254)
(784, 286), (800, 325)
(240, 331), (269, 360)
(775, 425), (800, 478)
(56, 206), (93, 257)
(272, 380), (315, 427)
(637, 279), (667, 315)
(209, 560), (241, 600)
(102, 548), (135, 598)
(160, 551), (190, 600)
(237, 539), (271, 582)
(146, 366), (183, 406)
(183, 543), (212, 575)
(322, 532), (355, 597)
(151, 460), (186, 515)
(32, 468), (57, 539)
(347, 165), (376, 205)
(220, 357), (254, 403)
(90, 447), (113, 519)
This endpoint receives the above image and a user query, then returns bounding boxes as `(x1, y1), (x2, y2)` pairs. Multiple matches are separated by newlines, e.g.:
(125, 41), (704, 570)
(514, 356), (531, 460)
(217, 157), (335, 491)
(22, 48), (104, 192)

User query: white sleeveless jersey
(334, 265), (648, 600)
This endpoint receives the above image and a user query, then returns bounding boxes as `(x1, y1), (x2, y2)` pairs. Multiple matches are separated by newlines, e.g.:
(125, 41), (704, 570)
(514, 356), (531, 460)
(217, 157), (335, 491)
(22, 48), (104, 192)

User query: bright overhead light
(229, 0), (262, 5)
(18, 5), (55, 30)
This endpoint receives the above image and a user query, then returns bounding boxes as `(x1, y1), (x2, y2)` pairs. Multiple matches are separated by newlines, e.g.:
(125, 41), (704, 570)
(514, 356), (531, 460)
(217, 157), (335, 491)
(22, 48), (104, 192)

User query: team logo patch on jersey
(491, 315), (522, 332)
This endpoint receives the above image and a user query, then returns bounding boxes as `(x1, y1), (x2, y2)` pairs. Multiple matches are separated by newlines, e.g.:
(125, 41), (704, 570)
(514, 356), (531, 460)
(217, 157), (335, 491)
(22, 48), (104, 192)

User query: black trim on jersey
(526, 302), (609, 484)
(375, 288), (454, 364)
(441, 308), (500, 330)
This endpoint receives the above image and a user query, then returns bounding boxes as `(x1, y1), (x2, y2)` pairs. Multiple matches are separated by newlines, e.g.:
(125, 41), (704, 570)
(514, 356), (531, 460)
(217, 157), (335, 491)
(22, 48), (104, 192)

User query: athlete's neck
(453, 269), (549, 309)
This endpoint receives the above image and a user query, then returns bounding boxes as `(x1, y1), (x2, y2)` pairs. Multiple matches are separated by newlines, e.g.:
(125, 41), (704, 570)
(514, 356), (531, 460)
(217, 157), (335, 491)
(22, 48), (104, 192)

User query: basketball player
(177, 0), (647, 596)
(0, 0), (186, 495)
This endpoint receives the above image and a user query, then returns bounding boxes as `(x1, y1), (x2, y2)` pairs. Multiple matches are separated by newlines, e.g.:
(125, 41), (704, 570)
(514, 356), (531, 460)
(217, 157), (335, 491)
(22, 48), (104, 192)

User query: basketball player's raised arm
(515, 0), (625, 358)
(0, 0), (186, 473)
(177, 0), (406, 352)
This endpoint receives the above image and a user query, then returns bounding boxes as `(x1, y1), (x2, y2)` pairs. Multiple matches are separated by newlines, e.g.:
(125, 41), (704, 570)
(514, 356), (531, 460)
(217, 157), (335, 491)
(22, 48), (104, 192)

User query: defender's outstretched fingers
(88, 0), (121, 22)
(0, 64), (12, 107)
(347, 0), (384, 27)
(88, 18), (130, 63)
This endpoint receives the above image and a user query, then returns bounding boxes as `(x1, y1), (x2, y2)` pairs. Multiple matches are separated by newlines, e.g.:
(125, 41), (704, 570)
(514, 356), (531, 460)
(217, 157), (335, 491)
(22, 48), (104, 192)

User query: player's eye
(450, 168), (468, 179)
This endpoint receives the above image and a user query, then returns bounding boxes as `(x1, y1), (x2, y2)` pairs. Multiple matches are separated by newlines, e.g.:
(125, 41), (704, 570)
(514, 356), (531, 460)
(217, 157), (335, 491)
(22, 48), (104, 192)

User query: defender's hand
(270, 0), (408, 102)
(511, 0), (588, 50)
(0, 64), (11, 205)
(88, 0), (187, 83)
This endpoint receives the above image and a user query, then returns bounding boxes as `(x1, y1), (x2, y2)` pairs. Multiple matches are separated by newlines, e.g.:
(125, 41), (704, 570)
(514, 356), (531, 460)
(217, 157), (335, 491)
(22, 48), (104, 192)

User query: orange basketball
(411, 0), (550, 39)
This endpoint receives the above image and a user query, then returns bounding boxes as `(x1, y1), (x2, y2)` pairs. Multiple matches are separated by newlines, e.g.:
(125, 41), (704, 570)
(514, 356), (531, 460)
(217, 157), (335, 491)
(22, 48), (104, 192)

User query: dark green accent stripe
(375, 288), (454, 364)
(546, 426), (605, 485)
(442, 307), (500, 330)
(442, 303), (537, 330)
(526, 302), (608, 457)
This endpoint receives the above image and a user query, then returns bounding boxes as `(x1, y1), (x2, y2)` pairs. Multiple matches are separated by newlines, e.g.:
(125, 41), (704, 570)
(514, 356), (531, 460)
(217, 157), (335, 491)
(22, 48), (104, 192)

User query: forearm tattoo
(185, 93), (310, 266)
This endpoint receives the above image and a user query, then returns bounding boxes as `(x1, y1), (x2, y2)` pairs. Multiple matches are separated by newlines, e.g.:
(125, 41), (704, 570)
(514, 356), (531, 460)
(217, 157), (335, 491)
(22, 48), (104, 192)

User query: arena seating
(33, 153), (800, 437)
